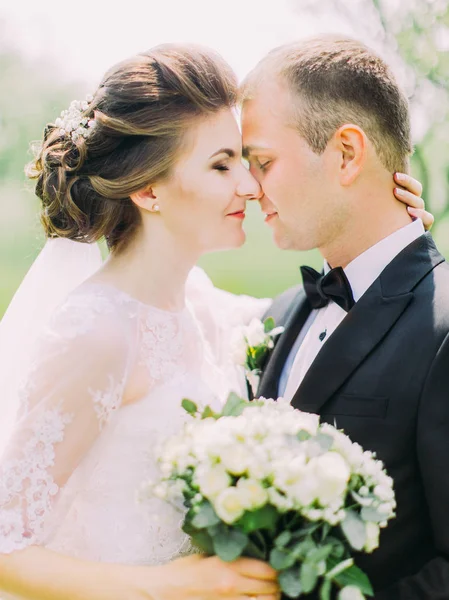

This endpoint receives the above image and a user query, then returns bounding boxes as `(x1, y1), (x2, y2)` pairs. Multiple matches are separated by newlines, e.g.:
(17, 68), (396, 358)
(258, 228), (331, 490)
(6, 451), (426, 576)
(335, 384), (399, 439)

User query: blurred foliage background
(0, 0), (448, 318)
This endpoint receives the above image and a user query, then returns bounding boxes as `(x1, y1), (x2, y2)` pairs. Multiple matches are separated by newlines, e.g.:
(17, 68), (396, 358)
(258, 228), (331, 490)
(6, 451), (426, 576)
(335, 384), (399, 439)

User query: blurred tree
(290, 0), (449, 229)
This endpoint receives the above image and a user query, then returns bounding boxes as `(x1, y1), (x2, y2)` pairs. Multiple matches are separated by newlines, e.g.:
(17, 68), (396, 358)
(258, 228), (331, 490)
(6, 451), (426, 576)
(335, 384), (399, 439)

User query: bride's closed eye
(213, 164), (230, 172)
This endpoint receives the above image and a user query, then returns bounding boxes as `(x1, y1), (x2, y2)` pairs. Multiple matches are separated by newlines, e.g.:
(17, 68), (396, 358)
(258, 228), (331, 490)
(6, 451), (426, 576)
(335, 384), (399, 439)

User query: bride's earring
(151, 203), (160, 212)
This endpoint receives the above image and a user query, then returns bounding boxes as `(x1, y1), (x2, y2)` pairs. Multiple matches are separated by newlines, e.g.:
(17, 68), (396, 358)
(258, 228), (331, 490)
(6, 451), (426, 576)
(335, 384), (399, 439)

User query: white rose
(220, 444), (250, 476)
(364, 522), (380, 553)
(243, 318), (267, 347)
(195, 464), (231, 499)
(213, 487), (246, 524)
(237, 478), (268, 510)
(310, 452), (351, 506)
(338, 586), (365, 600)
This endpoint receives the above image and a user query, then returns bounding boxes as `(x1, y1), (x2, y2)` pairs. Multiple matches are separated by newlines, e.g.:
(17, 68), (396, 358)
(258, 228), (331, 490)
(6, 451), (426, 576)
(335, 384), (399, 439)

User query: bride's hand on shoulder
(393, 172), (434, 231)
(141, 554), (280, 600)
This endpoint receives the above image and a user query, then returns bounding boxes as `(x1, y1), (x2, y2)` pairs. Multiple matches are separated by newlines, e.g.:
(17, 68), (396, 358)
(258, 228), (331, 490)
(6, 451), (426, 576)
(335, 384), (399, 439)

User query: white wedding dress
(0, 268), (270, 585)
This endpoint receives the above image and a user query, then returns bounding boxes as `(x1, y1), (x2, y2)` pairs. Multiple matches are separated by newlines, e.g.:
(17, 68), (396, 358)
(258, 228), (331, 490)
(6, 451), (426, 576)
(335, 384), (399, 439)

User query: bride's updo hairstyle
(26, 45), (238, 252)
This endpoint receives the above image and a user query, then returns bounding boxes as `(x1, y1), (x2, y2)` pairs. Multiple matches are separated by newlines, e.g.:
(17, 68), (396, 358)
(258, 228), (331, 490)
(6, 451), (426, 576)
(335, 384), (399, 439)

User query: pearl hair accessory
(54, 95), (96, 142)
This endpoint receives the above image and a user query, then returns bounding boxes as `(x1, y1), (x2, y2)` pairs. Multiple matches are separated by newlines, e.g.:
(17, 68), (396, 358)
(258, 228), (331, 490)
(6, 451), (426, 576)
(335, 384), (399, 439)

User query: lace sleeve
(0, 292), (133, 554)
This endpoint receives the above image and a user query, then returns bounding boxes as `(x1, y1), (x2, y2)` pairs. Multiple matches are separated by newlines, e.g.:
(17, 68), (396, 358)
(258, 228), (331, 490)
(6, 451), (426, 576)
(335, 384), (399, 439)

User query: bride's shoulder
(46, 281), (138, 347)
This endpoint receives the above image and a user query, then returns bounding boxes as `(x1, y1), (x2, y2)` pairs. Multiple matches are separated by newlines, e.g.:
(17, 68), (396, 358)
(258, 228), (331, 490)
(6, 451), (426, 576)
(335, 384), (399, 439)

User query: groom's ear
(334, 124), (367, 186)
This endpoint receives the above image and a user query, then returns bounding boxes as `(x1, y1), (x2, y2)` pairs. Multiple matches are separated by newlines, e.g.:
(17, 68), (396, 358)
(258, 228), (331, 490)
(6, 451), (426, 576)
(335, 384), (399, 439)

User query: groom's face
(242, 79), (343, 251)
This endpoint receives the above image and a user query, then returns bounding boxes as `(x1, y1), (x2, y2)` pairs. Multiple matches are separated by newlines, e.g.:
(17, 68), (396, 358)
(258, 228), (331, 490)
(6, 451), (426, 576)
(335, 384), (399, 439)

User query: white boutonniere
(230, 317), (284, 395)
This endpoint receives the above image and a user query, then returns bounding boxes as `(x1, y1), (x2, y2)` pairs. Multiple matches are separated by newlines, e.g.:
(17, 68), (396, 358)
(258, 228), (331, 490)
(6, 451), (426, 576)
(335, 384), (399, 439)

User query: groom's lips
(264, 212), (278, 223)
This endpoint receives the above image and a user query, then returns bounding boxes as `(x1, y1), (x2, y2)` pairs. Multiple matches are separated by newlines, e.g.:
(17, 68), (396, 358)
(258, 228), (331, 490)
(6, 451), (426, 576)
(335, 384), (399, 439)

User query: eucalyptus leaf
(190, 502), (220, 529)
(279, 567), (303, 599)
(291, 538), (317, 559)
(181, 398), (198, 416)
(341, 510), (367, 551)
(275, 530), (292, 548)
(213, 527), (248, 562)
(306, 543), (334, 564)
(188, 530), (215, 555)
(270, 548), (297, 570)
(361, 506), (386, 523)
(222, 392), (248, 417)
(300, 562), (319, 594)
(316, 433), (334, 451)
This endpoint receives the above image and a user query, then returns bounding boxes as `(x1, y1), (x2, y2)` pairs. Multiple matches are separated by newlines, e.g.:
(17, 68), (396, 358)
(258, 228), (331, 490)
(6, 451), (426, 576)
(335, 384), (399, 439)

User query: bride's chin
(207, 232), (246, 253)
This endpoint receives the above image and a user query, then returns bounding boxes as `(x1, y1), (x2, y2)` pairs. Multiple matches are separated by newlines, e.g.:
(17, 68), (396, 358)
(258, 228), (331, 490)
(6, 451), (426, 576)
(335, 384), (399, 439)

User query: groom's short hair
(242, 35), (412, 173)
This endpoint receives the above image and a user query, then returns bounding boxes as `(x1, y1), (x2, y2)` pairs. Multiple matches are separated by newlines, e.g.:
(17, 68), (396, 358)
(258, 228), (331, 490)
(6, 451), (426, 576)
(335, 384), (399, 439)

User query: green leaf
(264, 316), (275, 333)
(325, 557), (355, 580)
(300, 562), (319, 593)
(275, 530), (292, 548)
(269, 547), (297, 570)
(341, 510), (367, 551)
(239, 504), (278, 533)
(291, 538), (317, 559)
(190, 502), (220, 529)
(279, 567), (303, 599)
(319, 578), (332, 600)
(316, 433), (334, 451)
(297, 430), (311, 442)
(201, 405), (219, 420)
(334, 564), (374, 597)
(361, 506), (386, 523)
(213, 527), (248, 562)
(183, 520), (215, 555)
(306, 544), (334, 564)
(222, 392), (248, 417)
(181, 398), (198, 416)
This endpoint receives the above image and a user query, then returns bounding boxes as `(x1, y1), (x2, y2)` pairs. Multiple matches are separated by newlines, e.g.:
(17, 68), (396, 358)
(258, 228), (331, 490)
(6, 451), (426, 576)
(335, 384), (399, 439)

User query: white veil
(0, 238), (103, 456)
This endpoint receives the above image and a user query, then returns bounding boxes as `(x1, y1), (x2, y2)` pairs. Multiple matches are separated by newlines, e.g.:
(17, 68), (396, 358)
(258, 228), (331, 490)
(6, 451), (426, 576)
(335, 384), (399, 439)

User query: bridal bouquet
(139, 394), (396, 600)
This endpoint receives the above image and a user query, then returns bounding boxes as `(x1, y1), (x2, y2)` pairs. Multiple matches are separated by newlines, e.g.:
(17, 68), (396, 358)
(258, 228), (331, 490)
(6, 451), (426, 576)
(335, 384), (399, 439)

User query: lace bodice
(0, 271), (270, 567)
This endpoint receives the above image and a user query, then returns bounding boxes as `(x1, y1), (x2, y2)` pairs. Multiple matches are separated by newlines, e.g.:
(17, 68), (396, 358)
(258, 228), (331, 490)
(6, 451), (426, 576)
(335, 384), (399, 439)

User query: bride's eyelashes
(213, 163), (230, 172)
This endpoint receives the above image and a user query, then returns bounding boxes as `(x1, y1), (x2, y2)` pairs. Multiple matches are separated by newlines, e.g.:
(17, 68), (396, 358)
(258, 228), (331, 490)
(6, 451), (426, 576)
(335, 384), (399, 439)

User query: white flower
(243, 318), (267, 347)
(229, 329), (249, 365)
(195, 464), (231, 499)
(374, 484), (395, 502)
(338, 586), (365, 600)
(236, 478), (268, 510)
(310, 452), (350, 506)
(220, 443), (250, 476)
(246, 370), (260, 395)
(364, 522), (380, 553)
(213, 487), (246, 524)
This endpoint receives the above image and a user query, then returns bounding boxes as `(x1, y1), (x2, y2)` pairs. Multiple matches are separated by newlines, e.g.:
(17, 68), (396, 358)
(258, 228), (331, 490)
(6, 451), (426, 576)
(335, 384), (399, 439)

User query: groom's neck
(320, 195), (413, 269)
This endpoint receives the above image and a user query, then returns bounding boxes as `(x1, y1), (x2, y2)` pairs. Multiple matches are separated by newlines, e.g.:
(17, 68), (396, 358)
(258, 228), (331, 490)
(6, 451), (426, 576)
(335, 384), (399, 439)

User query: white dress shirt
(280, 219), (425, 402)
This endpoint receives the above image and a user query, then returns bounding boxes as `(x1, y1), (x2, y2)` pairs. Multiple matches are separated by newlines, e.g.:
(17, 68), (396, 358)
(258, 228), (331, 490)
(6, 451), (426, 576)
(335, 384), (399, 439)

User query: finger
(407, 207), (434, 231)
(394, 172), (423, 197)
(394, 187), (425, 209)
(235, 574), (280, 595)
(233, 557), (278, 580)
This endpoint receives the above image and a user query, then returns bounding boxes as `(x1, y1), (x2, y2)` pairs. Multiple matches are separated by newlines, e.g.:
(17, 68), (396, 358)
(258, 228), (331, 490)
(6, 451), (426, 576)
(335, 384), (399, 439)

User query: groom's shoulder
(263, 284), (304, 324)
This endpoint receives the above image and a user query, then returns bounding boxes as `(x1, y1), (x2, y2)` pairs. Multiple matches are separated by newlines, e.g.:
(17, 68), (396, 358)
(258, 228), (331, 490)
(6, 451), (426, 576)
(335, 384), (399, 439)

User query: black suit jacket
(258, 233), (449, 599)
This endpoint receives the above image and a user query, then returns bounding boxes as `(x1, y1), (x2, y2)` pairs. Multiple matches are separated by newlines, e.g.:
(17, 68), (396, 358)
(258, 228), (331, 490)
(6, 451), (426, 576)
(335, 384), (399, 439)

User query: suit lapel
(290, 233), (445, 413)
(258, 289), (311, 399)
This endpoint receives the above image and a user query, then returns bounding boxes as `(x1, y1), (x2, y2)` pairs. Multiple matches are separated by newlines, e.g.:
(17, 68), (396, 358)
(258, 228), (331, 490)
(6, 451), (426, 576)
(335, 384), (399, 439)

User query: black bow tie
(300, 265), (355, 312)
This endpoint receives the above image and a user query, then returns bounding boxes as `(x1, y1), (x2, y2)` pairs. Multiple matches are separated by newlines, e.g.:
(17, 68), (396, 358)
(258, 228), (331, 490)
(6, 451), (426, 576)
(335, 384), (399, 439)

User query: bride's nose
(236, 168), (263, 201)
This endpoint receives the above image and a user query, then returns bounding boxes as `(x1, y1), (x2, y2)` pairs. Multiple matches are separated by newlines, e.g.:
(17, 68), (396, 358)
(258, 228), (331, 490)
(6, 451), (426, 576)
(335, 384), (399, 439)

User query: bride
(0, 44), (430, 600)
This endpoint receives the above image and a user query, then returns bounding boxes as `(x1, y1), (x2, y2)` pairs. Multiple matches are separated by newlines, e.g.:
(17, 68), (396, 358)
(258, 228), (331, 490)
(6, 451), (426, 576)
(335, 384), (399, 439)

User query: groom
(241, 36), (449, 599)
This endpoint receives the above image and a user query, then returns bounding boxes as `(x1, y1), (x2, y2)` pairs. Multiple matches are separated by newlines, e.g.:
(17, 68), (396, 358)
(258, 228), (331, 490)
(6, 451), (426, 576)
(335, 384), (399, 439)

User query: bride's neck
(97, 228), (197, 311)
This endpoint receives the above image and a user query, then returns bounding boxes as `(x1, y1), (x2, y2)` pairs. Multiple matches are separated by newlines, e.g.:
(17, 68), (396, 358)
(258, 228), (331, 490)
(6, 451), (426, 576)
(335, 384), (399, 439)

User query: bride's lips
(227, 210), (246, 220)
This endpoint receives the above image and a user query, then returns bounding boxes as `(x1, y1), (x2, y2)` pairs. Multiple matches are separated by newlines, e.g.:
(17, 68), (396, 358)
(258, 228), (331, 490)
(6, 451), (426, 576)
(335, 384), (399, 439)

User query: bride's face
(154, 108), (261, 254)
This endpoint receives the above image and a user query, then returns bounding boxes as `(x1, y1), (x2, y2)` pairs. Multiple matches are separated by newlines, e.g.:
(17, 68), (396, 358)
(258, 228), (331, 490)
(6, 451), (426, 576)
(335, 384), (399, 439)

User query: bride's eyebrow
(209, 148), (236, 159)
